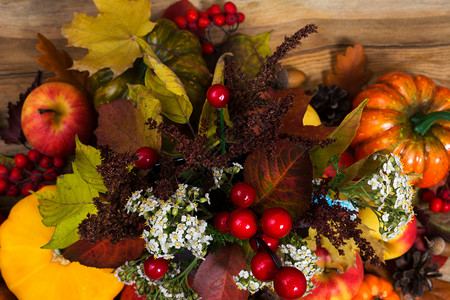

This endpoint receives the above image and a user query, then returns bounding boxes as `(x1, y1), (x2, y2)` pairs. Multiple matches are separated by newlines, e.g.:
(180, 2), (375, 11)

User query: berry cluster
(212, 182), (306, 299)
(0, 149), (65, 197)
(173, 2), (245, 55)
(421, 185), (450, 213)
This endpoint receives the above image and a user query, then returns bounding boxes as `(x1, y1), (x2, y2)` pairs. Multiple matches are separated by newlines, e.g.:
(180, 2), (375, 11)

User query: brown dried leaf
(325, 44), (373, 99)
(193, 243), (249, 300)
(36, 33), (91, 96)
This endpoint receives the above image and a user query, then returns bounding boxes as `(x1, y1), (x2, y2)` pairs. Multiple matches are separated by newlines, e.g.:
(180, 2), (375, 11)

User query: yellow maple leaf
(62, 0), (155, 77)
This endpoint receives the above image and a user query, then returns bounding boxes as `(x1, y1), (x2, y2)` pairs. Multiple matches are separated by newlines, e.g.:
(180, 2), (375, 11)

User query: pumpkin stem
(410, 111), (450, 135)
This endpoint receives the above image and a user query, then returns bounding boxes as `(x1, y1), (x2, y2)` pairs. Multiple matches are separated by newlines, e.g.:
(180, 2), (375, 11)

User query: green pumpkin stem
(410, 111), (450, 135)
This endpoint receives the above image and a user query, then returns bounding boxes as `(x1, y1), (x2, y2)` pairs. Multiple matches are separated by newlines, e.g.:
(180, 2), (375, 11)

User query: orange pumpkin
(351, 72), (450, 188)
(0, 185), (123, 299)
(352, 274), (400, 300)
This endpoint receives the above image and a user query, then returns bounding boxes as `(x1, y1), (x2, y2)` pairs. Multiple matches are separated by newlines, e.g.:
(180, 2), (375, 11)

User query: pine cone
(393, 249), (442, 297)
(309, 84), (351, 126)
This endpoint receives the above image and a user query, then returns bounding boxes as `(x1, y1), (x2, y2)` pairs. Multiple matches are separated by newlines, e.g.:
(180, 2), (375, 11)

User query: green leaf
(310, 99), (368, 178)
(243, 141), (313, 218)
(0, 153), (14, 168)
(139, 36), (192, 124)
(199, 53), (233, 143)
(222, 32), (272, 79)
(61, 0), (155, 77)
(37, 170), (99, 249)
(73, 137), (107, 193)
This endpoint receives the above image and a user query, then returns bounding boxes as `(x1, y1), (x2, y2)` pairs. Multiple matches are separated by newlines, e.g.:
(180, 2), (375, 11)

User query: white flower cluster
(211, 162), (243, 188)
(367, 153), (415, 241)
(233, 242), (322, 295)
(279, 243), (323, 295)
(233, 270), (273, 294)
(126, 184), (213, 260)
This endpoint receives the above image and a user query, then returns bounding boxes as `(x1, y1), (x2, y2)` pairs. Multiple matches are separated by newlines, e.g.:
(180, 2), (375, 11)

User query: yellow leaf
(199, 53), (233, 143)
(62, 0), (155, 77)
(139, 38), (193, 124)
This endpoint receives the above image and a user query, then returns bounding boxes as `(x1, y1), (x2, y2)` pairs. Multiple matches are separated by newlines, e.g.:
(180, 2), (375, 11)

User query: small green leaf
(0, 153), (14, 168)
(223, 32), (272, 79)
(138, 37), (192, 124)
(310, 99), (368, 178)
(199, 53), (233, 143)
(38, 170), (98, 249)
(73, 137), (106, 193)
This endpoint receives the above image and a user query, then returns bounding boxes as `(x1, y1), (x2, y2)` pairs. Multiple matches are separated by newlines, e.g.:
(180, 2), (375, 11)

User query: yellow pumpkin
(0, 185), (123, 300)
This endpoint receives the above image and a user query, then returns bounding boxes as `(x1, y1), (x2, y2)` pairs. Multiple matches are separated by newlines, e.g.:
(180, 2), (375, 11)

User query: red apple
(359, 207), (417, 260)
(21, 82), (96, 157)
(302, 247), (364, 300)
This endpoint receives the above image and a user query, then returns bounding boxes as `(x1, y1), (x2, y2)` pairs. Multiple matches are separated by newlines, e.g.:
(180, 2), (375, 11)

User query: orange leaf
(35, 33), (91, 96)
(325, 44), (373, 99)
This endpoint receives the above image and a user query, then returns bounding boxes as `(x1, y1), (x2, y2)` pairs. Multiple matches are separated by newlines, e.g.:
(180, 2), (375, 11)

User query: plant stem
(219, 108), (226, 154)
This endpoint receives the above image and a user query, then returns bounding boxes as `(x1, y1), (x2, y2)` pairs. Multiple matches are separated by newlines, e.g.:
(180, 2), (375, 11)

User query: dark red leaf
(0, 72), (41, 145)
(193, 243), (249, 300)
(243, 140), (312, 218)
(161, 0), (196, 22)
(62, 238), (145, 268)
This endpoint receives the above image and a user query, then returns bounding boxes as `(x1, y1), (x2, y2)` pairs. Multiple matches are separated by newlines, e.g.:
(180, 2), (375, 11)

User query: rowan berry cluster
(173, 2), (245, 54)
(0, 149), (64, 197)
(421, 184), (450, 214)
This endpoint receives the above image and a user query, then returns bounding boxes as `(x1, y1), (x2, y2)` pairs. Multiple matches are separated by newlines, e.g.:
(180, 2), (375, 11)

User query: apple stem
(255, 236), (283, 269)
(37, 108), (57, 115)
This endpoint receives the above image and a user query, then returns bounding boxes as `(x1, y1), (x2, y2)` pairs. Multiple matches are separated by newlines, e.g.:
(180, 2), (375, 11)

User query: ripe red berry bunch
(173, 1), (245, 55)
(0, 149), (65, 197)
(421, 185), (450, 213)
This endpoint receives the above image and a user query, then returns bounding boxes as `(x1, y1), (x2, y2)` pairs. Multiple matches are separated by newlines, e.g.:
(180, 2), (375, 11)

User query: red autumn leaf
(36, 33), (91, 96)
(193, 243), (249, 300)
(0, 72), (41, 145)
(161, 0), (196, 22)
(62, 238), (145, 268)
(243, 140), (313, 218)
(278, 88), (336, 140)
(325, 43), (373, 99)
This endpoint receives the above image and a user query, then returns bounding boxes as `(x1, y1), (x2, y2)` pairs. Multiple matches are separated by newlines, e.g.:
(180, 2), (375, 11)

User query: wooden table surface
(1, 0), (450, 154)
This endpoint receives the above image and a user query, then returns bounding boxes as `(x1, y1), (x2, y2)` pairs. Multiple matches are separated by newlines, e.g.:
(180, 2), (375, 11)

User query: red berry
(21, 182), (36, 196)
(186, 9), (198, 22)
(250, 233), (279, 253)
(14, 153), (29, 169)
(174, 16), (188, 29)
(6, 184), (19, 197)
(135, 147), (158, 170)
(261, 207), (292, 239)
(188, 21), (198, 31)
(53, 156), (65, 168)
(251, 251), (279, 282)
(27, 149), (41, 162)
(437, 186), (450, 201)
(208, 4), (222, 16)
(9, 167), (22, 182)
(143, 256), (169, 280)
(225, 14), (237, 25)
(235, 12), (245, 23)
(43, 168), (58, 181)
(273, 267), (307, 299)
(0, 164), (9, 178)
(223, 2), (237, 14)
(202, 43), (214, 55)
(24, 161), (35, 172)
(31, 169), (43, 183)
(421, 189), (436, 203)
(212, 14), (225, 26)
(213, 211), (230, 233)
(39, 156), (53, 169)
(440, 201), (450, 213)
(0, 179), (9, 194)
(230, 182), (256, 208)
(197, 16), (211, 29)
(198, 12), (209, 19)
(227, 208), (258, 240)
(430, 197), (444, 213)
(206, 84), (230, 108)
